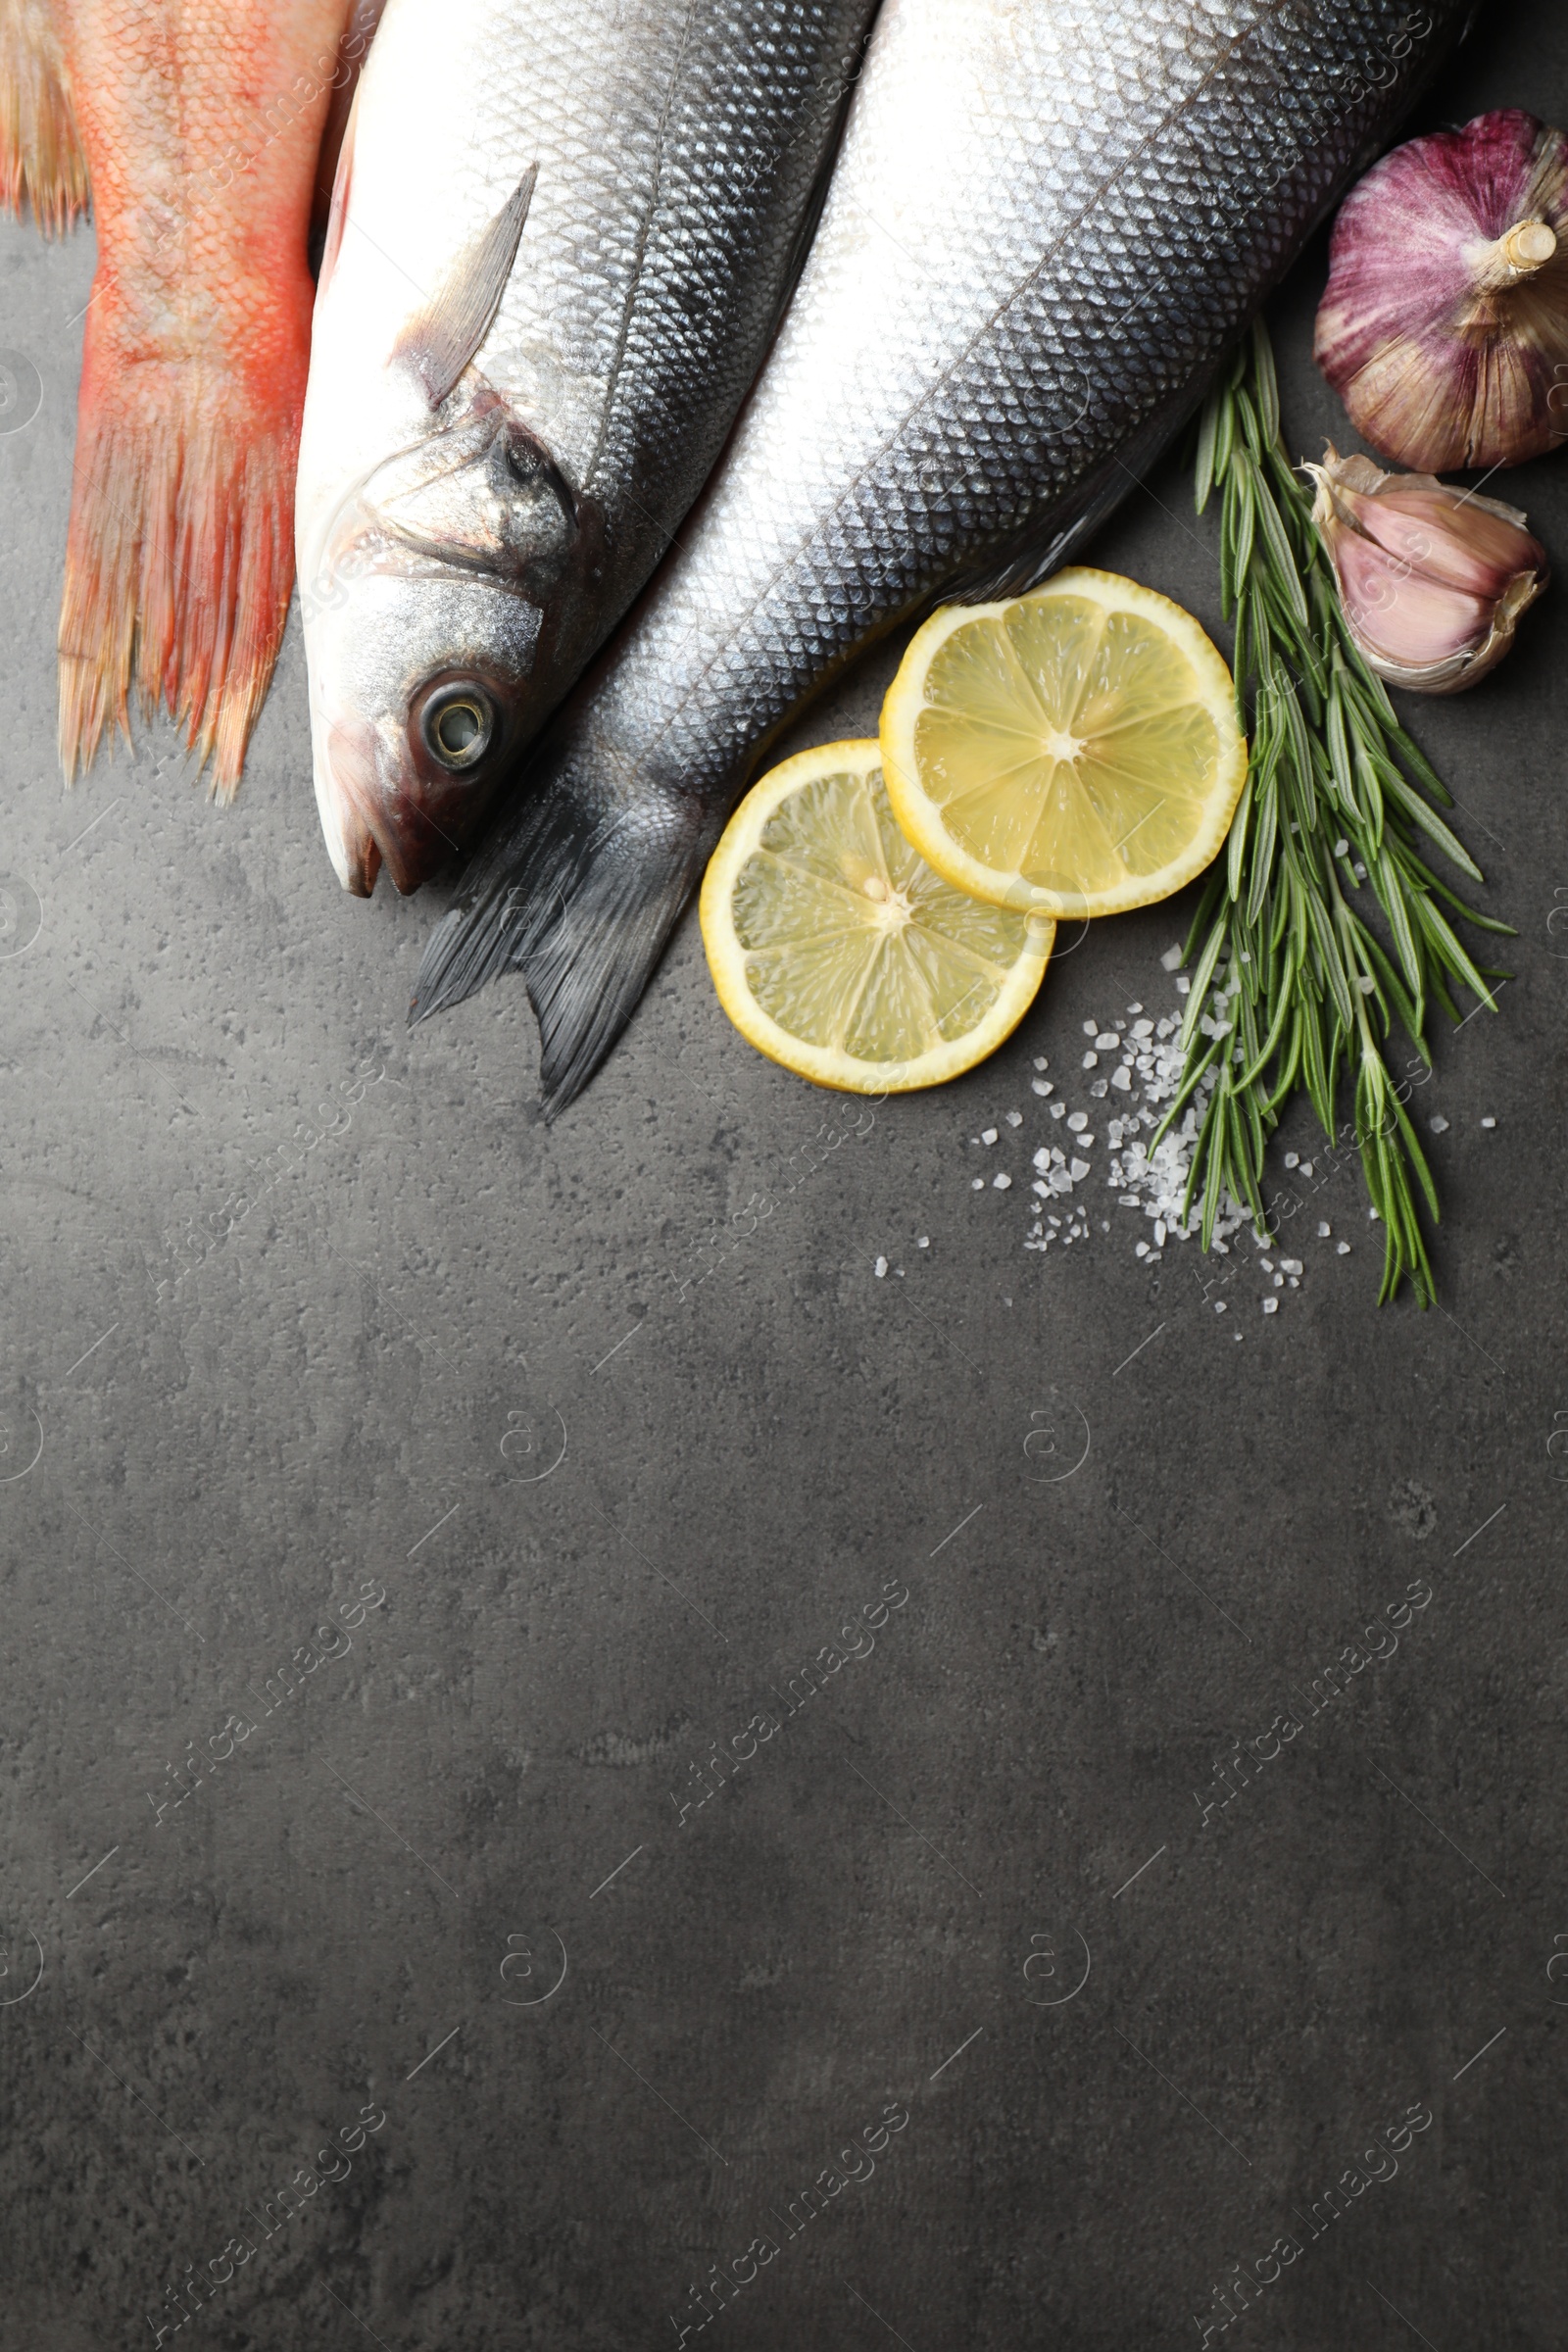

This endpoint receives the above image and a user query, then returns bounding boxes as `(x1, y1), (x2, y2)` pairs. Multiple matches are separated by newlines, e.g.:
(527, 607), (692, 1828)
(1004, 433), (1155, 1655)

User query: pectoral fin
(392, 166), (538, 409)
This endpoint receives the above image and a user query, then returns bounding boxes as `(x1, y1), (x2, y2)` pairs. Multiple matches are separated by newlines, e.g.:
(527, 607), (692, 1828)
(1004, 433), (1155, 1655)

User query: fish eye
(421, 683), (495, 770)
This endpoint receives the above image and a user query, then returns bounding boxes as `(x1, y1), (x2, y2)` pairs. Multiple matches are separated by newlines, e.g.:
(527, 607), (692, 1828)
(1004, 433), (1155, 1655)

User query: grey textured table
(2, 12), (1564, 2349)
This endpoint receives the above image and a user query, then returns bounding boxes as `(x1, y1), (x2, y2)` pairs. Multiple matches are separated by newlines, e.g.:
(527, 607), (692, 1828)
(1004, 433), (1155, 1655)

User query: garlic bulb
(1306, 448), (1547, 695)
(1314, 109), (1568, 472)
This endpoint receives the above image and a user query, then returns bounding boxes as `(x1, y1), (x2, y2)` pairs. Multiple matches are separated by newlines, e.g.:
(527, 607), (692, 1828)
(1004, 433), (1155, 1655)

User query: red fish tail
(0, 0), (88, 233)
(58, 352), (301, 800)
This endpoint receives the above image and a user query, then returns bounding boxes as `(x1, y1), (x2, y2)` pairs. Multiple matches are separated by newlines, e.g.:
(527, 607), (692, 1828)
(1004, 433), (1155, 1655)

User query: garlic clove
(1331, 534), (1493, 669)
(1305, 446), (1548, 696)
(1315, 108), (1568, 473)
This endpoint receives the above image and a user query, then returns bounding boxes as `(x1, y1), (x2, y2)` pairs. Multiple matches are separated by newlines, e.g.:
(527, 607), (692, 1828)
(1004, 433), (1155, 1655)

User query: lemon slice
(700, 739), (1054, 1093)
(880, 567), (1247, 919)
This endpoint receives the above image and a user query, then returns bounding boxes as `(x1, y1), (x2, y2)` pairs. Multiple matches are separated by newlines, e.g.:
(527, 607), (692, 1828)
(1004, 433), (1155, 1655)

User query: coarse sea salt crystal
(1005, 1110), (1023, 1127)
(1337, 1241), (1350, 1254)
(981, 1127), (999, 1145)
(971, 1178), (984, 1190)
(874, 1256), (888, 1277)
(994, 1173), (1012, 1190)
(1083, 1052), (1099, 1068)
(1034, 1055), (1049, 1071)
(1262, 1297), (1278, 1314)
(1160, 945), (1184, 970)
(1317, 1222), (1331, 1238)
(1429, 1114), (1448, 1134)
(1482, 1116), (1496, 1129)
(1032, 1078), (1054, 1097)
(1095, 1033), (1117, 1050)
(917, 1237), (929, 1249)
(1066, 1111), (1088, 1132)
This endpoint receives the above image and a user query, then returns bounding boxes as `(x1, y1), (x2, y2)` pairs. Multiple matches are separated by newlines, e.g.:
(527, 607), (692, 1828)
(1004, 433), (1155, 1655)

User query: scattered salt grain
(1083, 1052), (1099, 1068)
(1284, 1152), (1298, 1169)
(1034, 1056), (1049, 1071)
(1333, 837), (1348, 857)
(1110, 1065), (1132, 1092)
(1175, 977), (1191, 994)
(1095, 1033), (1118, 1050)
(1481, 1116), (1496, 1129)
(971, 1178), (984, 1191)
(1280, 1258), (1301, 1276)
(1070, 1158), (1091, 1181)
(994, 1173), (1012, 1191)
(1429, 1114), (1448, 1134)
(1214, 1299), (1228, 1313)
(1066, 1111), (1089, 1132)
(1160, 945), (1184, 970)
(1082, 1021), (1099, 1036)
(1261, 1298), (1278, 1315)
(1317, 1222), (1331, 1238)
(981, 1127), (999, 1145)
(874, 1256), (888, 1277)
(917, 1237), (929, 1249)
(1032, 1078), (1054, 1097)
(1051, 1102), (1066, 1119)
(1337, 1241), (1350, 1254)
(1005, 1110), (1023, 1127)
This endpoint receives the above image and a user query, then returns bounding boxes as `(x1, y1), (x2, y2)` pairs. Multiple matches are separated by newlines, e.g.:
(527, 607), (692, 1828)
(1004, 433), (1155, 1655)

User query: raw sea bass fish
(0, 0), (373, 795)
(295, 0), (877, 900)
(415, 0), (1473, 1111)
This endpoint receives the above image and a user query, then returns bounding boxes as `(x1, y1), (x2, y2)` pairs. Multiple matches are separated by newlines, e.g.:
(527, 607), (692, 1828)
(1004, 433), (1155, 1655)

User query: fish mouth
(314, 714), (462, 898)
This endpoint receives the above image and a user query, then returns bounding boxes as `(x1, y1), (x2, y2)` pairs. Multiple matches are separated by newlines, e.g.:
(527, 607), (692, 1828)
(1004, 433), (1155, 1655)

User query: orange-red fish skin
(54, 0), (354, 796)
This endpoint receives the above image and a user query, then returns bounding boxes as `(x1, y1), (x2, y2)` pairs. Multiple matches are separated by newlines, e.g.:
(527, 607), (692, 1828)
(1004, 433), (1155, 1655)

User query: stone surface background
(1, 12), (1564, 2348)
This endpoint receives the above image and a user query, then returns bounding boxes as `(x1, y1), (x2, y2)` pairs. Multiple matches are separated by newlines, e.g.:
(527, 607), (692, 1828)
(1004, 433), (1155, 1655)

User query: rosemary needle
(1172, 318), (1511, 1307)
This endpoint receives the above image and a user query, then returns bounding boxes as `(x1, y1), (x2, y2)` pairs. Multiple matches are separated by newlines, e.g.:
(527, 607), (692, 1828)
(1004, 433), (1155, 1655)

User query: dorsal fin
(392, 166), (538, 409)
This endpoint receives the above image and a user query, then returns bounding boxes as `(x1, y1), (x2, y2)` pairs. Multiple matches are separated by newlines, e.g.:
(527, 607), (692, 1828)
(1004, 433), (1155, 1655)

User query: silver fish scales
(298, 0), (877, 895)
(414, 0), (1474, 1107)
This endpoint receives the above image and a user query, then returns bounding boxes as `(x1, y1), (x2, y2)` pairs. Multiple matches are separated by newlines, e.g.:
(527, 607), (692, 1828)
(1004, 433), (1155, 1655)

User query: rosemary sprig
(1169, 318), (1512, 1307)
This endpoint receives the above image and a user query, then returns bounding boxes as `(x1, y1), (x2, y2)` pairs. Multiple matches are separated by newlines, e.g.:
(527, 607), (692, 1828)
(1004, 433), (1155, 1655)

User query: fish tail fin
(411, 744), (709, 1116)
(0, 0), (88, 233)
(58, 346), (302, 798)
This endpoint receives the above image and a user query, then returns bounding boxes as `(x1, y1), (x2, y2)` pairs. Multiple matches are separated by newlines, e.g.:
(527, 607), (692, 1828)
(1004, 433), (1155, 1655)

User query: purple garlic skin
(1307, 447), (1548, 695)
(1315, 109), (1568, 473)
